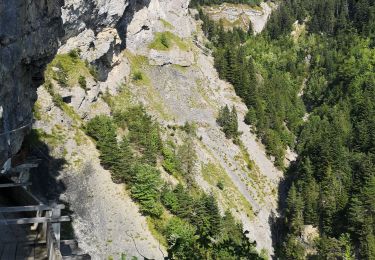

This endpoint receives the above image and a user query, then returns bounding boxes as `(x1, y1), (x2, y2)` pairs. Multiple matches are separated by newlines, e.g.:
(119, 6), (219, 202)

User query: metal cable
(0, 121), (32, 137)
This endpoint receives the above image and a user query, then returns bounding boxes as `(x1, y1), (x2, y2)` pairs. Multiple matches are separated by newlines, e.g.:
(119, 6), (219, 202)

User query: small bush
(78, 75), (87, 89)
(162, 143), (181, 176)
(32, 102), (42, 120)
(181, 121), (197, 136)
(217, 180), (225, 190)
(133, 71), (143, 81)
(160, 33), (170, 48)
(44, 82), (64, 108)
(68, 49), (81, 59)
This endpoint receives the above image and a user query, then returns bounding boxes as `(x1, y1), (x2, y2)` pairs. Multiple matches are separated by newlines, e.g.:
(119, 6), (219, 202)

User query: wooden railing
(0, 177), (70, 259)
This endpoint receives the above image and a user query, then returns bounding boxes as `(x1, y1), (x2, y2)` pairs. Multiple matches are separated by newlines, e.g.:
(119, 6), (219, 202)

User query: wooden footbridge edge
(0, 160), (90, 260)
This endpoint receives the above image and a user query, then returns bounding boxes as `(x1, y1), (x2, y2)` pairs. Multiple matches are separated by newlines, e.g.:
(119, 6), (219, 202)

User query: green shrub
(164, 217), (198, 259)
(217, 180), (225, 190)
(33, 102), (42, 120)
(132, 71), (143, 81)
(160, 33), (170, 48)
(53, 62), (69, 87)
(78, 75), (87, 89)
(162, 142), (181, 175)
(68, 49), (81, 59)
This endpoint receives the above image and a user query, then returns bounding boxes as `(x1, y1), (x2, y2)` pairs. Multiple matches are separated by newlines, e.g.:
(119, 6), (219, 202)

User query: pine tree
(285, 184), (304, 236)
(319, 166), (339, 236)
(130, 164), (163, 217)
(177, 136), (197, 183)
(229, 105), (239, 140)
(111, 138), (134, 183)
(301, 158), (319, 224)
(204, 194), (221, 237)
(245, 57), (257, 108)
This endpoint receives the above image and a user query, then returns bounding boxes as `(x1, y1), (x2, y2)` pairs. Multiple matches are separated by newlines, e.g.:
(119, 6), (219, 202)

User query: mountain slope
(32, 0), (279, 258)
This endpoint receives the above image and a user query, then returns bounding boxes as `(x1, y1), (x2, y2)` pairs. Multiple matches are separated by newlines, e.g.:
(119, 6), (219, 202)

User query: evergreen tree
(130, 164), (163, 217)
(285, 184), (304, 236)
(111, 138), (134, 183)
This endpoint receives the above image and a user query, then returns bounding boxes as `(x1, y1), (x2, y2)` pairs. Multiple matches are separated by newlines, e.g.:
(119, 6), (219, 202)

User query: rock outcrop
(0, 0), (63, 167)
(0, 0), (152, 167)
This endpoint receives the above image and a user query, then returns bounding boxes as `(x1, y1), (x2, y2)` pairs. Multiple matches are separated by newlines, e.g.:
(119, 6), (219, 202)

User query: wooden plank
(0, 182), (31, 188)
(1, 243), (17, 259)
(0, 216), (70, 225)
(0, 204), (65, 213)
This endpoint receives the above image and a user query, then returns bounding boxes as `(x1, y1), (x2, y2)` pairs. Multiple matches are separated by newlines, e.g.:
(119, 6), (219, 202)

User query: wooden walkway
(0, 189), (47, 259)
(0, 171), (89, 260)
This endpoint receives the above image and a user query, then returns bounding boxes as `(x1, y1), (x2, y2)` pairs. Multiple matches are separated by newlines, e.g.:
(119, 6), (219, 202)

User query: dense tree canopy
(198, 0), (375, 258)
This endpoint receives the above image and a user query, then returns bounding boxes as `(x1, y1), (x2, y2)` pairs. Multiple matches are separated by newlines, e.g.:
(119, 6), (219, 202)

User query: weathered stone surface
(0, 0), (63, 166)
(149, 48), (194, 67)
(61, 0), (130, 41)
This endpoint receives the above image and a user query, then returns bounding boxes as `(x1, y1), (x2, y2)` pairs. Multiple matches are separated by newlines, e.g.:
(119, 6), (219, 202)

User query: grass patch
(45, 50), (92, 88)
(143, 84), (172, 120)
(201, 162), (253, 218)
(238, 141), (255, 171)
(149, 32), (189, 51)
(61, 103), (82, 123)
(74, 129), (87, 146)
(124, 51), (148, 71)
(132, 70), (151, 86)
(123, 51), (151, 86)
(160, 19), (175, 30)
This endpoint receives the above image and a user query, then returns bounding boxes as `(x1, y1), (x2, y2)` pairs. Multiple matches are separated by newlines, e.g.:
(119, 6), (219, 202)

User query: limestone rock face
(149, 48), (195, 67)
(61, 0), (130, 41)
(0, 0), (63, 166)
(0, 0), (141, 166)
(59, 0), (144, 80)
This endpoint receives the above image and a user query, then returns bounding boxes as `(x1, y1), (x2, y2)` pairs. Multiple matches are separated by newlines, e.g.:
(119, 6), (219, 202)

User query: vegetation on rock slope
(197, 0), (375, 258)
(86, 104), (264, 259)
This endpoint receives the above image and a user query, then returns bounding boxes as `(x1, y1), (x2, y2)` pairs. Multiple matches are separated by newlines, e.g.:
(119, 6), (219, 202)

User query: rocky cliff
(0, 0), (63, 167)
(0, 0), (148, 167)
(1, 0), (279, 258)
